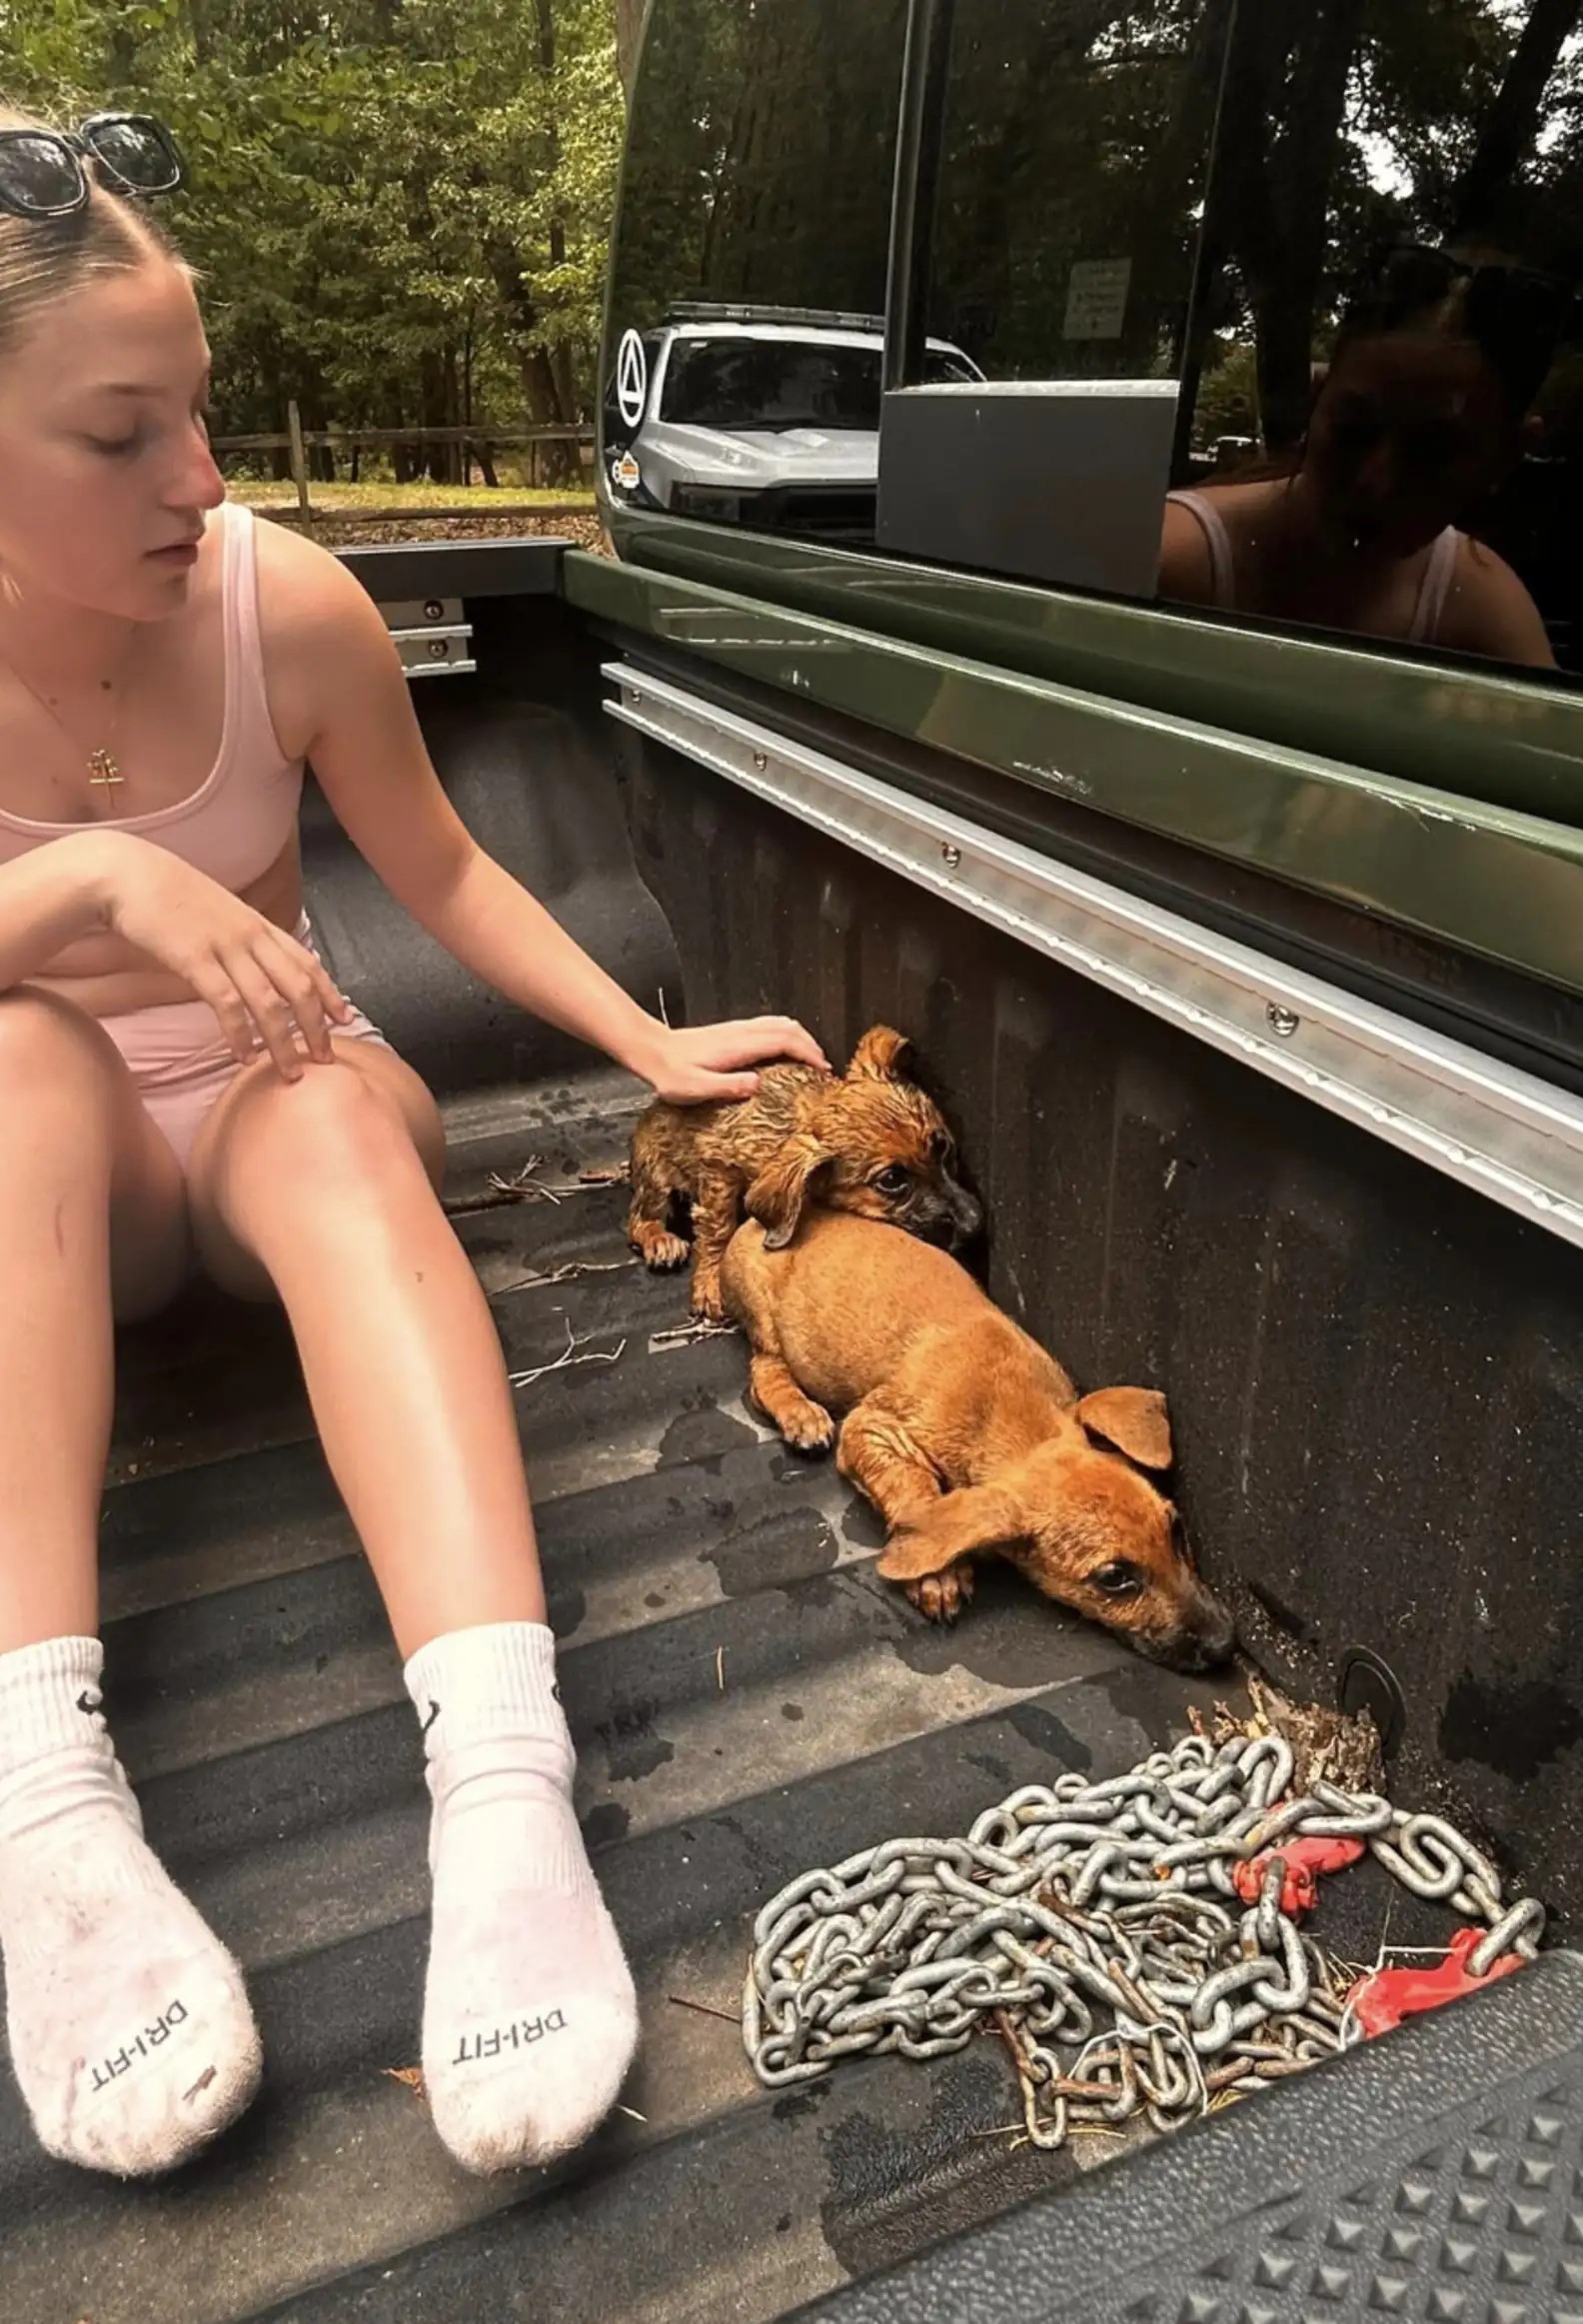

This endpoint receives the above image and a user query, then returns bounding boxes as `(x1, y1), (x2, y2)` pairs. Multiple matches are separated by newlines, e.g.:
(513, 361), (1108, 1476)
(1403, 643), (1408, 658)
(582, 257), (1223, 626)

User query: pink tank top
(1165, 489), (1461, 646)
(0, 500), (304, 890)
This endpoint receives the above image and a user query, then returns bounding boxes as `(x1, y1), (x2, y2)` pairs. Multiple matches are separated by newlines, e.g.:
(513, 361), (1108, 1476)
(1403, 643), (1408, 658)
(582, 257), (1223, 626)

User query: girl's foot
(405, 1620), (638, 2173)
(0, 1635), (262, 2176)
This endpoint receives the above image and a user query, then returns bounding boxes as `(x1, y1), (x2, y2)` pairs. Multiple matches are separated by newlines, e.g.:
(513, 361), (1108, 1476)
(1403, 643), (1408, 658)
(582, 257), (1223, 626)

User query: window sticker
(616, 329), (649, 429)
(1063, 259), (1132, 342)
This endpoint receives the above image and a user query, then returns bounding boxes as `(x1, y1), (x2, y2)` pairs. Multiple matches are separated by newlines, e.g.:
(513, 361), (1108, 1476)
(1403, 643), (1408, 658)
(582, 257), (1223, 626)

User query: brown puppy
(722, 1212), (1234, 1671)
(628, 1025), (980, 1320)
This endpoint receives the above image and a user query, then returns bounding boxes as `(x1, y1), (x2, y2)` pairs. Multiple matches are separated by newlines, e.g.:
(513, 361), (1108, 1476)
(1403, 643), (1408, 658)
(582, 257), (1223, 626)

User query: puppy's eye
(874, 1164), (912, 1196)
(1089, 1559), (1145, 1598)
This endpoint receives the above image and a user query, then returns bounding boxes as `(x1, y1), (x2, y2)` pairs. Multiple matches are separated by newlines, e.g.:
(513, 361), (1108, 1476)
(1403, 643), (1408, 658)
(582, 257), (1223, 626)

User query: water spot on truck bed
(701, 1507), (838, 1597)
(659, 1398), (756, 1472)
(1093, 1655), (1226, 1752)
(581, 1801), (630, 1850)
(819, 2051), (1062, 2279)
(839, 1496), (886, 1548)
(774, 2085), (827, 2122)
(891, 1573), (1077, 1689)
(548, 1581), (587, 1637)
(779, 1568), (845, 1612)
(1006, 1701), (1093, 1773)
(1441, 1667), (1583, 1779)
(965, 1747), (1012, 1787)
(594, 1694), (675, 1782)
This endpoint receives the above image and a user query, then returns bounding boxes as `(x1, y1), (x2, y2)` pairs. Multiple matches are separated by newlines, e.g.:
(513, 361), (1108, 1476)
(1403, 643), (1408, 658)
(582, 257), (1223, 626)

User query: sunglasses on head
(1384, 241), (1575, 339)
(0, 115), (184, 220)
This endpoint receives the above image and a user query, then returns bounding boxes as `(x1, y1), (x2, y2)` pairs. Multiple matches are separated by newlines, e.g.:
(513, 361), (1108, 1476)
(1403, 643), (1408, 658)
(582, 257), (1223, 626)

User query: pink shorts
(102, 918), (388, 1170)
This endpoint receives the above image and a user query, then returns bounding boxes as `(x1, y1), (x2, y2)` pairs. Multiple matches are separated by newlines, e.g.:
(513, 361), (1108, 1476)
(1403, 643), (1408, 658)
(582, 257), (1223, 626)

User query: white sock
(0, 1635), (262, 2177)
(405, 1621), (638, 2173)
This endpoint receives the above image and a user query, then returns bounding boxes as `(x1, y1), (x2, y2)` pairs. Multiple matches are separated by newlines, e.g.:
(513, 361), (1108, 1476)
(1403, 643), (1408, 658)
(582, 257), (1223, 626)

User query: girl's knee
(206, 1054), (433, 1190)
(0, 989), (124, 1106)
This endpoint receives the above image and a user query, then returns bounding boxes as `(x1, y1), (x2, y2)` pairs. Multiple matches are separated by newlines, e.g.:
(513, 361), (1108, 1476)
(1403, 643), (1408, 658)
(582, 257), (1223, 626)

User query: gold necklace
(0, 631), (134, 798)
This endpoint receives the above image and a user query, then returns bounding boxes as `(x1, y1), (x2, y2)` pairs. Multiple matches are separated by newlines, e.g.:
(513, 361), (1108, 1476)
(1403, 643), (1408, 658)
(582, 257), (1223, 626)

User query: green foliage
(0, 0), (626, 443)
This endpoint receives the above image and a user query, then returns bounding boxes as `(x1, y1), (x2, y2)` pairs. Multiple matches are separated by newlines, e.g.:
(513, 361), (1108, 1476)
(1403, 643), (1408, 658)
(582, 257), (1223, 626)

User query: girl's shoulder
(1441, 533), (1556, 670)
(249, 510), (400, 759)
(251, 508), (362, 635)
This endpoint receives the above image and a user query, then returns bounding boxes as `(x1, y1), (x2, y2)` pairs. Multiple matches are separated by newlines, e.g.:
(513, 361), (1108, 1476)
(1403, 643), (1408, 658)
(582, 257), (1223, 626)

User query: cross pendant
(87, 749), (123, 793)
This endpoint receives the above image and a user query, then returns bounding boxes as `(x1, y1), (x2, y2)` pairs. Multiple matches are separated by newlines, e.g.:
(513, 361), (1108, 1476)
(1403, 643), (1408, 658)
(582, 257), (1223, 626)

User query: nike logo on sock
(422, 1699), (441, 1735)
(77, 1689), (103, 1718)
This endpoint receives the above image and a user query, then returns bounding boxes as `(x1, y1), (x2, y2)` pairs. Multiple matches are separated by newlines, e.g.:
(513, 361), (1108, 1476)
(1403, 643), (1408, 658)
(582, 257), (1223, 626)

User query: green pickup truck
(11, 1), (1583, 2317)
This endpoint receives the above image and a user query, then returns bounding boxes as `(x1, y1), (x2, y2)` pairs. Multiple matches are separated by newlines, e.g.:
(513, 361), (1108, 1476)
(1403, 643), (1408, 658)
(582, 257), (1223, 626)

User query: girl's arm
(260, 528), (826, 1104)
(0, 833), (113, 990)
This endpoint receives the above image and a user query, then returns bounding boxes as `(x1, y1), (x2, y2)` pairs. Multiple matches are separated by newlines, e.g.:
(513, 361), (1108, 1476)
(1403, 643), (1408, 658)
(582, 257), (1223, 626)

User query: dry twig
(496, 1256), (637, 1294)
(487, 1156), (625, 1206)
(668, 1992), (740, 2026)
(649, 1317), (740, 1352)
(509, 1319), (627, 1389)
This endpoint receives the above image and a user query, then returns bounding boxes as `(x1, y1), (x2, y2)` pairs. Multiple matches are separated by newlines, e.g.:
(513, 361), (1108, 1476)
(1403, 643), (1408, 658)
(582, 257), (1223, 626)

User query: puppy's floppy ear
(876, 1485), (1023, 1578)
(1074, 1387), (1173, 1471)
(846, 1025), (913, 1083)
(746, 1133), (837, 1250)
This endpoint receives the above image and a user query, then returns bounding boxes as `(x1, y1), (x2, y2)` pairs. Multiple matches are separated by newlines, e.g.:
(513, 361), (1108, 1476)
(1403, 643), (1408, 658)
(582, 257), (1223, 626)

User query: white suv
(603, 304), (981, 539)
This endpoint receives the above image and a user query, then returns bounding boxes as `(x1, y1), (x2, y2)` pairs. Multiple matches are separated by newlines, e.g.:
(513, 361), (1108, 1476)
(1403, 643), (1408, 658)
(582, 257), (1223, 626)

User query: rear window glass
(610, 0), (1583, 685)
(659, 341), (974, 431)
(603, 0), (910, 542)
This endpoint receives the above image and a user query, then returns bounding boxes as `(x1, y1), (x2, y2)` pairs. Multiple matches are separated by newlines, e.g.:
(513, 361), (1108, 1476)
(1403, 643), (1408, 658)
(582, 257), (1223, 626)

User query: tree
(0, 0), (626, 453)
(615, 0), (646, 101)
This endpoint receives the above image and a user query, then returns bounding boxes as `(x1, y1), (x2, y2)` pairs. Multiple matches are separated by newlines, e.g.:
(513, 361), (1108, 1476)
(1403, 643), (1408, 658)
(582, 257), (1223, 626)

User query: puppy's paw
(691, 1271), (727, 1323)
(632, 1223), (691, 1271)
(905, 1562), (975, 1623)
(780, 1399), (835, 1455)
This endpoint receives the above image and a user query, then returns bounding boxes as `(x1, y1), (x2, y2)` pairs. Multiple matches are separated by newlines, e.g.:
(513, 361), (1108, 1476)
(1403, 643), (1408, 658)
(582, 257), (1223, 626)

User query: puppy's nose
(945, 1185), (983, 1245)
(1186, 1592), (1236, 1670)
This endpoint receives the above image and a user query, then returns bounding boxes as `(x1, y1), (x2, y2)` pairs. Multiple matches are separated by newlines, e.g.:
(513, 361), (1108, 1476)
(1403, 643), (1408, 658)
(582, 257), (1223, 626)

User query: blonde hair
(0, 103), (184, 358)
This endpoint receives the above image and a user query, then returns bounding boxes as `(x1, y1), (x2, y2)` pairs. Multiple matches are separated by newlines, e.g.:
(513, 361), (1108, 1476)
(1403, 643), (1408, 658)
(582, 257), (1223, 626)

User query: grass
(230, 479), (597, 512)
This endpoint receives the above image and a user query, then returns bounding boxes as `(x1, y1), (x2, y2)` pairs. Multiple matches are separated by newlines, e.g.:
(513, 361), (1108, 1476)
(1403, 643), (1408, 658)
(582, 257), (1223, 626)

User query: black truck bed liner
(0, 1077), (1236, 2324)
(6, 582), (1574, 2323)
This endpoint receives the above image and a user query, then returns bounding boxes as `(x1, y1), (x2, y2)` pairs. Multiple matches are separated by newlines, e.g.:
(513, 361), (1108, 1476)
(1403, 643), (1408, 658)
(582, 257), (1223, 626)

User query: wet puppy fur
(628, 1025), (981, 1320)
(722, 1212), (1235, 1673)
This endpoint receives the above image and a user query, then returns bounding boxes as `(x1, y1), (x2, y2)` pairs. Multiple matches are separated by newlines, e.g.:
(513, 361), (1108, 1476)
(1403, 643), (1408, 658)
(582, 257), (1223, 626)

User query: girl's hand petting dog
(636, 1016), (828, 1106)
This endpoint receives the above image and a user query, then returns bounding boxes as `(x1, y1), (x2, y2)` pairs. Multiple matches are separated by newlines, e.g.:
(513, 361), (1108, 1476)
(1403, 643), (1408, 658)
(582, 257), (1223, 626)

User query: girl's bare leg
(0, 990), (261, 2179)
(186, 1041), (545, 1658)
(0, 989), (190, 1650)
(186, 1046), (635, 2175)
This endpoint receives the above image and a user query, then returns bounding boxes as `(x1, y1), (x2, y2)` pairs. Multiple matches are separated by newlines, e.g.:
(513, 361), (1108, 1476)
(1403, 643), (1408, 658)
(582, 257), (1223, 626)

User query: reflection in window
(603, 0), (908, 544)
(879, 0), (1229, 596)
(661, 339), (976, 432)
(926, 0), (1230, 385)
(1166, 0), (1583, 675)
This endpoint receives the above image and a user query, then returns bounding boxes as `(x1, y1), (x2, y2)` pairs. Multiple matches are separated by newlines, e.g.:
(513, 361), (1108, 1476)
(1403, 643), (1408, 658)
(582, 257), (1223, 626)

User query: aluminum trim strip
(602, 659), (1583, 1250)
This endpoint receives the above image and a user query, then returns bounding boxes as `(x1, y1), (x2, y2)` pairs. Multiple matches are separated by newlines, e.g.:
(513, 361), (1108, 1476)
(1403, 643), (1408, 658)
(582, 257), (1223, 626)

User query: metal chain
(742, 1733), (1546, 2148)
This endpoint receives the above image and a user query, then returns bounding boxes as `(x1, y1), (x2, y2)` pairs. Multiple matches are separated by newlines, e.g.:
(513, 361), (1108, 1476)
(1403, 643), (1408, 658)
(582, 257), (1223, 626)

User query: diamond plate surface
(796, 1956), (1583, 2324)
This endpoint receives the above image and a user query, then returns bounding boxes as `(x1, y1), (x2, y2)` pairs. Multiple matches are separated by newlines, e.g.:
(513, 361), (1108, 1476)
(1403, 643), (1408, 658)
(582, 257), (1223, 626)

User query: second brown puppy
(722, 1212), (1234, 1671)
(628, 1025), (980, 1320)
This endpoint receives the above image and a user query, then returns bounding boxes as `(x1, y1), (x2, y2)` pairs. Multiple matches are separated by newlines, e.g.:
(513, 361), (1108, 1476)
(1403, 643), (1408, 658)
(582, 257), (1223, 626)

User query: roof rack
(663, 301), (886, 334)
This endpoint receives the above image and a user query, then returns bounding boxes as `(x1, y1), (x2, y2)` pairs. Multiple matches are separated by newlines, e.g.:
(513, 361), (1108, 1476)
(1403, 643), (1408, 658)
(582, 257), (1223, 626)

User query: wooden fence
(209, 400), (598, 525)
